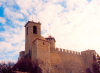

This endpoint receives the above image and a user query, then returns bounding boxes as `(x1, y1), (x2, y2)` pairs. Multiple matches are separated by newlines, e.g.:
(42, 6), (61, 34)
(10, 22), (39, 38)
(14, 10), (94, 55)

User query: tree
(92, 62), (100, 73)
(92, 54), (100, 73)
(0, 62), (15, 73)
(13, 58), (42, 73)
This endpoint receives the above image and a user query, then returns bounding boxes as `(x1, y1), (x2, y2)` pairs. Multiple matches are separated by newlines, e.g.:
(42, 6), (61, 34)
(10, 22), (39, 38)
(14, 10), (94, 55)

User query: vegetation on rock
(0, 58), (42, 73)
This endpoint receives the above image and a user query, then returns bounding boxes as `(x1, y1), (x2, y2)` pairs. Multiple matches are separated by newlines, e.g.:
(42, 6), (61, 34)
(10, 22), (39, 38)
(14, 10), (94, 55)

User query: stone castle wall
(54, 48), (81, 55)
(50, 48), (85, 73)
(20, 21), (97, 73)
(32, 39), (51, 73)
(49, 48), (96, 73)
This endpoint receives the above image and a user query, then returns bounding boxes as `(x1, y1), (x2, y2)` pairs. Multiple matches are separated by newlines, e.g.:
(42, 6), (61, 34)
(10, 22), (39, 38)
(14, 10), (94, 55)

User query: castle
(19, 21), (97, 73)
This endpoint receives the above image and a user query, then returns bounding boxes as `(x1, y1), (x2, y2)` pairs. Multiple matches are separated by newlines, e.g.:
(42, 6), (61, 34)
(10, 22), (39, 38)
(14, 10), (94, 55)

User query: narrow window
(43, 42), (45, 45)
(33, 26), (37, 34)
(26, 27), (28, 35)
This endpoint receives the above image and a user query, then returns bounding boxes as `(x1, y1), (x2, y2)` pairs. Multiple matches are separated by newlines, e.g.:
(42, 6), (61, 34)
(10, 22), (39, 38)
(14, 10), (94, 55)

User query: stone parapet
(54, 48), (81, 55)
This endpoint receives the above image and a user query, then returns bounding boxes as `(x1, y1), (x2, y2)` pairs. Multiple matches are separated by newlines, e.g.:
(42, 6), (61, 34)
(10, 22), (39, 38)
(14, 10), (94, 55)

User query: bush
(0, 62), (15, 73)
(86, 68), (92, 73)
(13, 58), (42, 73)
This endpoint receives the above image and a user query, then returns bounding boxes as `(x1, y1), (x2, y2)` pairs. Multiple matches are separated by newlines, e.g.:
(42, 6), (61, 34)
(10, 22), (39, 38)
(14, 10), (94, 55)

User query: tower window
(26, 27), (28, 35)
(43, 42), (45, 45)
(33, 26), (37, 34)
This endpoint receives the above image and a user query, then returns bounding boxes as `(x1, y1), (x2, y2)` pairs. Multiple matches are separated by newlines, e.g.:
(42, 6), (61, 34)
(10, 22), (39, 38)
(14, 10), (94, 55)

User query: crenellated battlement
(53, 48), (96, 56)
(54, 48), (81, 55)
(81, 50), (96, 55)
(20, 21), (99, 73)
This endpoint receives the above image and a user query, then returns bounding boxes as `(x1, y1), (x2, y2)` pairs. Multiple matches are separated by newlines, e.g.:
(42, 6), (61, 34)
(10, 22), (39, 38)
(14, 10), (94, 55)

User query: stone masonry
(19, 21), (97, 73)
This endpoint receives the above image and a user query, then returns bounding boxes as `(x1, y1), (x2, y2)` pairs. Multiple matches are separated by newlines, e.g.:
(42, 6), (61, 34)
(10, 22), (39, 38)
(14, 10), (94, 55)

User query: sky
(0, 0), (100, 62)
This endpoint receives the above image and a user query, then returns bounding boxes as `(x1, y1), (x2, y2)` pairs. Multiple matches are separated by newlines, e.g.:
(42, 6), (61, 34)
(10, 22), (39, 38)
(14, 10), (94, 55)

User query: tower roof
(45, 36), (56, 42)
(24, 21), (41, 27)
(32, 38), (49, 44)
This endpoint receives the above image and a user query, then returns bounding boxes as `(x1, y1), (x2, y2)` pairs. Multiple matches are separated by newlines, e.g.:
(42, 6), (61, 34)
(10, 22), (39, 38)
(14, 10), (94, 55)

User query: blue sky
(0, 0), (100, 62)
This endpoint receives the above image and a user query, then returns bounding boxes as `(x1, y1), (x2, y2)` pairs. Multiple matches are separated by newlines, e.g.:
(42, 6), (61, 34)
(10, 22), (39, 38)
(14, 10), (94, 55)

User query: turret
(45, 36), (56, 52)
(81, 50), (96, 72)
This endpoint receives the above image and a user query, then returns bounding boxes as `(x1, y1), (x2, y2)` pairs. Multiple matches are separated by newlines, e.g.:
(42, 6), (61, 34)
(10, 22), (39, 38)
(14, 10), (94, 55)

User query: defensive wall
(50, 48), (96, 73)
(19, 21), (97, 73)
(54, 48), (81, 55)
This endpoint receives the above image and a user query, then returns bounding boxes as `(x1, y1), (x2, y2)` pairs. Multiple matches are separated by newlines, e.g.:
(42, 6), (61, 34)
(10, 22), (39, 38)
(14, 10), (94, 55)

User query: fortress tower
(25, 21), (51, 73)
(19, 20), (97, 73)
(45, 36), (56, 52)
(25, 21), (41, 55)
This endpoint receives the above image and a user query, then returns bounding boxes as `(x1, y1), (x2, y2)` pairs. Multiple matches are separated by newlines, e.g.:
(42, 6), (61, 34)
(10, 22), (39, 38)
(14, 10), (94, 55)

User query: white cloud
(0, 17), (6, 24)
(16, 0), (33, 10)
(34, 0), (100, 54)
(0, 0), (6, 6)
(1, 0), (100, 62)
(20, 9), (29, 16)
(4, 7), (24, 20)
(14, 0), (100, 54)
(66, 0), (88, 11)
(0, 24), (25, 62)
